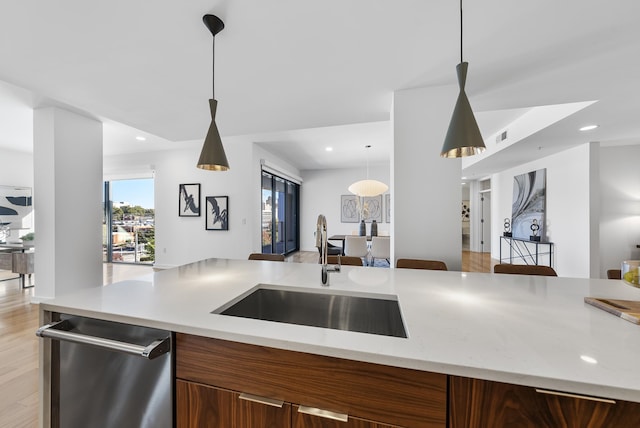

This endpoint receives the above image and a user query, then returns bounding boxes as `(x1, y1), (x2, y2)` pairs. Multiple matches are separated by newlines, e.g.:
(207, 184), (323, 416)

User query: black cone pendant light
(197, 14), (229, 171)
(440, 0), (485, 158)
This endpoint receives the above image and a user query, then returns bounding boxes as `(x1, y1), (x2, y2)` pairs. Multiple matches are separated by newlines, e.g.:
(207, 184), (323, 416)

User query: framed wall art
(341, 194), (384, 223)
(0, 185), (33, 229)
(385, 193), (390, 223)
(179, 183), (200, 217)
(340, 194), (359, 223)
(206, 196), (228, 230)
(511, 169), (546, 241)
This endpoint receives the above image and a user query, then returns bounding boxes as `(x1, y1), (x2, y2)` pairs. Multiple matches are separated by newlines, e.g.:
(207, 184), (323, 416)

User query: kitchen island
(39, 258), (640, 427)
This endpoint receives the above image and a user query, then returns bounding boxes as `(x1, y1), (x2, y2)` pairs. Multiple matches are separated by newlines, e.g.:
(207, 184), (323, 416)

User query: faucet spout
(316, 214), (339, 285)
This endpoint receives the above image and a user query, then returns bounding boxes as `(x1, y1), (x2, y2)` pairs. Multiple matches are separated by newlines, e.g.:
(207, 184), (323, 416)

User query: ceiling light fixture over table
(348, 145), (388, 197)
(440, 0), (486, 158)
(197, 14), (230, 171)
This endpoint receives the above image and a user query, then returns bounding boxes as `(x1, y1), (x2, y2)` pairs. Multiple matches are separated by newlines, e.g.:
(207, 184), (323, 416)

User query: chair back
(370, 237), (390, 259)
(248, 253), (285, 262)
(396, 258), (448, 271)
(344, 236), (369, 258)
(326, 255), (363, 266)
(493, 264), (557, 276)
(607, 269), (622, 280)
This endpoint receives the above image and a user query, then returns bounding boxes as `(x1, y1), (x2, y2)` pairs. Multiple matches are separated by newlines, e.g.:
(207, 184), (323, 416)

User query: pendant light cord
(460, 0), (463, 63)
(365, 144), (371, 179)
(212, 36), (216, 99)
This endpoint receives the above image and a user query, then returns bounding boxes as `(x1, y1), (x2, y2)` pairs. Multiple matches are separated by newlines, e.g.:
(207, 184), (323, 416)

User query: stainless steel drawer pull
(535, 388), (616, 404)
(238, 393), (284, 408)
(36, 320), (170, 360)
(298, 405), (348, 422)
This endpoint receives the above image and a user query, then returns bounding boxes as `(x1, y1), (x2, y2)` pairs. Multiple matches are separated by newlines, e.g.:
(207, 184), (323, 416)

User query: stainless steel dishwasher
(37, 314), (173, 428)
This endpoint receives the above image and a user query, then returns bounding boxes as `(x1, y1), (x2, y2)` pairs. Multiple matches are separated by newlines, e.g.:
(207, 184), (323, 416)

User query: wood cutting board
(585, 297), (640, 324)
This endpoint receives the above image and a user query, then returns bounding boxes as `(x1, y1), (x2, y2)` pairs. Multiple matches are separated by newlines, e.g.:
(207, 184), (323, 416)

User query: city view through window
(103, 178), (154, 264)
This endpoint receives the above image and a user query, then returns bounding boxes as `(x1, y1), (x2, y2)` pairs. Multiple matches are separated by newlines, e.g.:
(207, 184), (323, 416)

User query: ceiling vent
(496, 130), (508, 143)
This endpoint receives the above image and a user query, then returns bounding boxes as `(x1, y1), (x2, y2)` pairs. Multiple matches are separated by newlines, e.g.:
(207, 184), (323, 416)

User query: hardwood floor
(0, 254), (494, 428)
(0, 264), (153, 428)
(0, 273), (39, 428)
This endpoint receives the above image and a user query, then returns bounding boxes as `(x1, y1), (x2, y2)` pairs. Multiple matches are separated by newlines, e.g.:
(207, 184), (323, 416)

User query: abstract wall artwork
(0, 185), (33, 229)
(385, 193), (390, 223)
(462, 200), (470, 222)
(341, 194), (383, 223)
(206, 196), (228, 230)
(179, 184), (200, 217)
(341, 195), (359, 223)
(511, 169), (546, 241)
(361, 195), (383, 223)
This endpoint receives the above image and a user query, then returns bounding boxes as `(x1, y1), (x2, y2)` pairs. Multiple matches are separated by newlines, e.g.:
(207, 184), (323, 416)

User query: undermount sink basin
(213, 285), (407, 338)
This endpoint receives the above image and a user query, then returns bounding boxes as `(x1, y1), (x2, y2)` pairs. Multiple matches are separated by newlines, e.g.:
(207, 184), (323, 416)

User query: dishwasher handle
(36, 320), (171, 360)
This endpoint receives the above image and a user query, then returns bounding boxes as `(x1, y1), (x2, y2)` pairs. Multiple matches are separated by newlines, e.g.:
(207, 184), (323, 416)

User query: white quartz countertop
(40, 258), (640, 403)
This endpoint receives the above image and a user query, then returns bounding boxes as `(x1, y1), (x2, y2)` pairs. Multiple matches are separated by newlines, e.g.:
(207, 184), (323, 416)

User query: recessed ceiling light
(580, 355), (598, 364)
(579, 125), (599, 131)
(325, 147), (333, 152)
(136, 136), (147, 141)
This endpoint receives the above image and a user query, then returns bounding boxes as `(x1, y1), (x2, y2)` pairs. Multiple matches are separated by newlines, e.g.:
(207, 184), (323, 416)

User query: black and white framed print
(179, 183), (200, 217)
(206, 196), (228, 230)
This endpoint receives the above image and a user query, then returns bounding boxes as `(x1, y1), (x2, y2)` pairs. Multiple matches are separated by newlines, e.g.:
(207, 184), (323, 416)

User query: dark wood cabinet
(177, 380), (291, 428)
(176, 333), (447, 428)
(449, 376), (640, 428)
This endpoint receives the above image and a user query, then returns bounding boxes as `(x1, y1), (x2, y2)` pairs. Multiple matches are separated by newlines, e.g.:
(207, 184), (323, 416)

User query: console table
(0, 243), (34, 289)
(499, 236), (554, 267)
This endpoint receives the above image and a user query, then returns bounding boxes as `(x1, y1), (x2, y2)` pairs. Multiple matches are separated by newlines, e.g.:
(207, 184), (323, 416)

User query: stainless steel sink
(213, 285), (407, 338)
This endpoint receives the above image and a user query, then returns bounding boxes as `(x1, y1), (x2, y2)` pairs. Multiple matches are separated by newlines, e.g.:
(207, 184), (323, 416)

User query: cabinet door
(177, 380), (291, 428)
(292, 405), (396, 428)
(449, 376), (640, 428)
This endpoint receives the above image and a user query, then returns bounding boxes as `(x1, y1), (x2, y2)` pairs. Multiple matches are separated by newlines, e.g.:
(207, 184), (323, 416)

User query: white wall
(599, 145), (640, 277)
(300, 165), (390, 251)
(105, 137), (300, 268)
(392, 85), (462, 271)
(0, 149), (34, 240)
(491, 144), (594, 278)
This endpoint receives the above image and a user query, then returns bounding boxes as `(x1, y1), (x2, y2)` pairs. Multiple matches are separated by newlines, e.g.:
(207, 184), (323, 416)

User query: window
(261, 171), (299, 255)
(103, 178), (155, 264)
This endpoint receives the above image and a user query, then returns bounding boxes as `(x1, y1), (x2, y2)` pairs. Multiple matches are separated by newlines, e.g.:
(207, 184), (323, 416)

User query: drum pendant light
(440, 0), (486, 158)
(197, 14), (230, 171)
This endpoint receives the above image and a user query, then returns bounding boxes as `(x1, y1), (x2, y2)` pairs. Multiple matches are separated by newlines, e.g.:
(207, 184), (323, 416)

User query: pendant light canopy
(440, 0), (486, 158)
(348, 145), (388, 197)
(197, 14), (230, 171)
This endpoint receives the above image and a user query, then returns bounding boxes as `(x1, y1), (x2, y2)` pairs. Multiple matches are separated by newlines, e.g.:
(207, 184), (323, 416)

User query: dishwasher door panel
(41, 315), (173, 428)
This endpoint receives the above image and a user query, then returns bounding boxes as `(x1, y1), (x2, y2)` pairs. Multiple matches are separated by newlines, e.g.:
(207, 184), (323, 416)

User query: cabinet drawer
(292, 405), (397, 427)
(449, 375), (640, 428)
(177, 380), (291, 428)
(176, 334), (446, 428)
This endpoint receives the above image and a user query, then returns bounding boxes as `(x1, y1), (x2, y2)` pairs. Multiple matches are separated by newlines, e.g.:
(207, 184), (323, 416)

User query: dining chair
(396, 258), (448, 271)
(370, 236), (390, 266)
(344, 236), (369, 266)
(326, 255), (363, 266)
(607, 269), (622, 280)
(493, 264), (557, 276)
(248, 253), (285, 262)
(317, 242), (343, 262)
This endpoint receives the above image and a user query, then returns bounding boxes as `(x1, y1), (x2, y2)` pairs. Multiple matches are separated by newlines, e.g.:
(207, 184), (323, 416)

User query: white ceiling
(1, 1), (639, 173)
